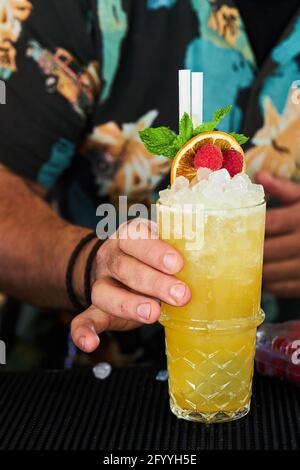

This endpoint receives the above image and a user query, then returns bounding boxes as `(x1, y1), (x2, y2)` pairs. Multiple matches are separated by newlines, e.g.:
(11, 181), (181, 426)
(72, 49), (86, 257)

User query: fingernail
(137, 303), (151, 320)
(79, 336), (86, 350)
(170, 284), (186, 302)
(163, 253), (178, 271)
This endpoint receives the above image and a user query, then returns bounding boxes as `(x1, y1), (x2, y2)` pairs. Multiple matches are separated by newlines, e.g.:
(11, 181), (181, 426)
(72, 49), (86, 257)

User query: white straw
(179, 70), (191, 123)
(191, 72), (203, 127)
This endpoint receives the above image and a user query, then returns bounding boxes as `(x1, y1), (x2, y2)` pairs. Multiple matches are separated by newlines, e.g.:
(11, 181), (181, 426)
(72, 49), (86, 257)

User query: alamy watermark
(0, 80), (6, 105)
(0, 340), (6, 365)
(95, 196), (205, 251)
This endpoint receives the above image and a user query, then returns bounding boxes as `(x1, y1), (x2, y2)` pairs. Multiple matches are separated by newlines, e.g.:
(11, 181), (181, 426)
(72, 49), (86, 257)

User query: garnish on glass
(140, 105), (249, 184)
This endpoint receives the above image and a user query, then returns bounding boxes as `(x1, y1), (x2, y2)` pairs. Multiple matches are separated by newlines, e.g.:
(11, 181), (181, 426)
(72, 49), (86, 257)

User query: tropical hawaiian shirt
(0, 0), (300, 370)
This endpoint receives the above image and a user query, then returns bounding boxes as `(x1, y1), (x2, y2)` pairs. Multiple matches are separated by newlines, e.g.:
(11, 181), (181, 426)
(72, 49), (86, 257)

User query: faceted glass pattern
(165, 324), (260, 423)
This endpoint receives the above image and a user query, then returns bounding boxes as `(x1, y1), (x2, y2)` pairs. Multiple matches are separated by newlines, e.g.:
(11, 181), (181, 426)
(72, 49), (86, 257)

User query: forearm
(0, 168), (94, 310)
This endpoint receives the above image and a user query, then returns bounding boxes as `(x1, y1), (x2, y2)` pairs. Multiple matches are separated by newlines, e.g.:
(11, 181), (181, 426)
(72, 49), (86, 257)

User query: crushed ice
(159, 169), (264, 209)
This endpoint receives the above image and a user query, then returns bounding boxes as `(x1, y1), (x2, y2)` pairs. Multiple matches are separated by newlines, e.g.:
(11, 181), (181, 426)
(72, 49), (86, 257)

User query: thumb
(255, 171), (300, 205)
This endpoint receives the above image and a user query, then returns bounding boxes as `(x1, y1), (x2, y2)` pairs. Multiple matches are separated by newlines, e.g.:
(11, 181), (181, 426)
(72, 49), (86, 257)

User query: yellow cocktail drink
(138, 84), (266, 422)
(158, 199), (266, 423)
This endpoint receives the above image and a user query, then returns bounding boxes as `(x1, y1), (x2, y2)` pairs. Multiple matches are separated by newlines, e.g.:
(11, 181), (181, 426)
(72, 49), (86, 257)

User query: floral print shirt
(0, 0), (300, 369)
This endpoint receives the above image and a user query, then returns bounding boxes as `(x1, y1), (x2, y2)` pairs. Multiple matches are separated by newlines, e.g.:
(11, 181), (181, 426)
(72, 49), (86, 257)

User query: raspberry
(222, 149), (244, 177)
(194, 144), (223, 171)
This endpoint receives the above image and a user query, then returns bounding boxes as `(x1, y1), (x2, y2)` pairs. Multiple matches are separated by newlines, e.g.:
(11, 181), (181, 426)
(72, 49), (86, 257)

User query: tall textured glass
(157, 201), (266, 423)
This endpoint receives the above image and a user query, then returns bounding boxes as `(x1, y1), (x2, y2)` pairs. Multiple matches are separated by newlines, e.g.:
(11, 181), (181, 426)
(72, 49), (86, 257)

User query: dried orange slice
(170, 131), (246, 184)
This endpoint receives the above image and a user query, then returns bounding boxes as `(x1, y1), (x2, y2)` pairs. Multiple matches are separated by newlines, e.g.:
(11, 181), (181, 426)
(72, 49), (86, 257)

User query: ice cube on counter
(93, 362), (112, 380)
(155, 370), (168, 381)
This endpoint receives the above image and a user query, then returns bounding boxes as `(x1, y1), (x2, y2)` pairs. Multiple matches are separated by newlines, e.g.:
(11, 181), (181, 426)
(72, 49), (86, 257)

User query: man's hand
(256, 172), (300, 298)
(71, 219), (191, 352)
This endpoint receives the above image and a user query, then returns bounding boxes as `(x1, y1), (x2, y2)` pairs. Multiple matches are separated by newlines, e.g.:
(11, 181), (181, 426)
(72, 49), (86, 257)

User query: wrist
(72, 235), (97, 307)
(90, 247), (99, 288)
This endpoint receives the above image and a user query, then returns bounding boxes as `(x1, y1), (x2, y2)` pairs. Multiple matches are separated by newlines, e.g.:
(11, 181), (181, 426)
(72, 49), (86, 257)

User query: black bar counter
(0, 368), (299, 450)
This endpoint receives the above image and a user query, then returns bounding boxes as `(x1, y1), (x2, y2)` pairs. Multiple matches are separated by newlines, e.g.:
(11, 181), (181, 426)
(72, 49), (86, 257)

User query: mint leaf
(193, 121), (216, 136)
(213, 105), (232, 125)
(179, 112), (193, 143)
(172, 134), (187, 152)
(229, 133), (250, 145)
(139, 127), (177, 156)
(162, 143), (180, 158)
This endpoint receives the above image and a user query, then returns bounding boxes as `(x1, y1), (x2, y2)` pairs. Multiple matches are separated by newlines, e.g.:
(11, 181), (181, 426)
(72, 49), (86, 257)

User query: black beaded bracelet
(84, 238), (105, 306)
(66, 232), (96, 312)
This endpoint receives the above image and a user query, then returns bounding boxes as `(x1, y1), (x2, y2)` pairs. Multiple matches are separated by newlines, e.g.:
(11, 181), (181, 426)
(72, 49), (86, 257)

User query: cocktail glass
(157, 200), (266, 423)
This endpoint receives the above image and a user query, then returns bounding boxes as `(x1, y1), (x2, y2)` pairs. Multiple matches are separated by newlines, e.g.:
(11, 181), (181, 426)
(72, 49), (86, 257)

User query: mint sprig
(193, 121), (216, 135)
(138, 127), (177, 156)
(139, 105), (248, 159)
(229, 133), (250, 145)
(213, 105), (232, 124)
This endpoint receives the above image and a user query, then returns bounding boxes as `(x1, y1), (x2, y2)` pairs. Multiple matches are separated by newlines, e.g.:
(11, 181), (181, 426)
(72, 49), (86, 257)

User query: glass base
(170, 399), (250, 424)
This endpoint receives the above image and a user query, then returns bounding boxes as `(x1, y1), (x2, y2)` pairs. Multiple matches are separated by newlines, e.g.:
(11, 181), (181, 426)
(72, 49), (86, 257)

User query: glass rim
(156, 199), (266, 213)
